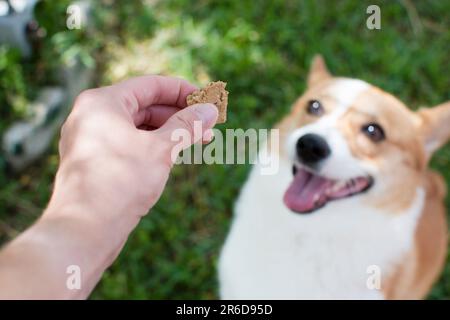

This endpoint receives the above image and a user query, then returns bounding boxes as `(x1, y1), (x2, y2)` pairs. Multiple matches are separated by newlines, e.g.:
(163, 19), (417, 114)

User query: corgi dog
(219, 55), (449, 299)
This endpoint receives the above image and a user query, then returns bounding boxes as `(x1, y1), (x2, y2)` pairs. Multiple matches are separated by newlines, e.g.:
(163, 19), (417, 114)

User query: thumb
(156, 103), (218, 150)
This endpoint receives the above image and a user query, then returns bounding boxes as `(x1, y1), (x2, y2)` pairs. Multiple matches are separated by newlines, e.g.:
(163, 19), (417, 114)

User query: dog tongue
(283, 169), (332, 213)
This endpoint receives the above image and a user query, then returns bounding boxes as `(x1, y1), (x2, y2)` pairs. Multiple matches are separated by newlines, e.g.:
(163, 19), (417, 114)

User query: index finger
(108, 75), (197, 114)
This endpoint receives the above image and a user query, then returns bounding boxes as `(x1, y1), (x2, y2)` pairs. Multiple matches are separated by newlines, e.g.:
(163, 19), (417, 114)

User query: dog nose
(296, 133), (331, 165)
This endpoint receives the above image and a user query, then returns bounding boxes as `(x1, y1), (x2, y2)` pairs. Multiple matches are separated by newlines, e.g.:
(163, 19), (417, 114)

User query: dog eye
(306, 100), (324, 116)
(362, 123), (385, 143)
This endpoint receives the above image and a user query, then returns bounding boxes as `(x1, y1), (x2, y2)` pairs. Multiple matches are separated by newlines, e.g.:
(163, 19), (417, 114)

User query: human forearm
(0, 204), (131, 299)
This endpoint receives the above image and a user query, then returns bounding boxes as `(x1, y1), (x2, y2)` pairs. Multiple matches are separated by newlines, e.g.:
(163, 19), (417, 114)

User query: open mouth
(283, 166), (373, 214)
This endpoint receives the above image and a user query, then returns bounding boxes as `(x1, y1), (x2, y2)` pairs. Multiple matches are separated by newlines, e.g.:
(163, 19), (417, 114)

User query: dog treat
(187, 81), (228, 123)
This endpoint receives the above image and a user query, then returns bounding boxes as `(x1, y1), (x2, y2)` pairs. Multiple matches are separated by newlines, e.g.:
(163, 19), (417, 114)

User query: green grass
(0, 0), (449, 299)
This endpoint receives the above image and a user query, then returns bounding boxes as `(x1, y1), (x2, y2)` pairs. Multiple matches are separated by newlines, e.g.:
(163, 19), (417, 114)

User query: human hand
(47, 75), (218, 235)
(0, 75), (218, 299)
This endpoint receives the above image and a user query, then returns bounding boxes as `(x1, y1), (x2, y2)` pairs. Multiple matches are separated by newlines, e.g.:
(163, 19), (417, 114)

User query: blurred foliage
(0, 0), (449, 299)
(0, 46), (27, 129)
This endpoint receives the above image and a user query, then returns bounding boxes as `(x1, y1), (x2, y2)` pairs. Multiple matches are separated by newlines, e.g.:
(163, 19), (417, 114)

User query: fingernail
(193, 103), (218, 125)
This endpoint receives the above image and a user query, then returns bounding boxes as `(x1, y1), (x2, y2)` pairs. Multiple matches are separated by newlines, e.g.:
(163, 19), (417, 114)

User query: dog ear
(417, 101), (450, 156)
(308, 54), (331, 88)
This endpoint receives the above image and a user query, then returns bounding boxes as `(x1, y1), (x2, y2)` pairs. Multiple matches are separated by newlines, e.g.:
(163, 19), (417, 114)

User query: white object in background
(2, 87), (66, 171)
(0, 0), (39, 57)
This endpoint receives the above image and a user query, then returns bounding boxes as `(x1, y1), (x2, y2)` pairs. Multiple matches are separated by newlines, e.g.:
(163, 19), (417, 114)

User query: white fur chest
(218, 158), (424, 299)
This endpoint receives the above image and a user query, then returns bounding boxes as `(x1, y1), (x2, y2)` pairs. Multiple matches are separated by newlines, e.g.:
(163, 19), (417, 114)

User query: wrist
(43, 199), (139, 255)
(50, 162), (150, 224)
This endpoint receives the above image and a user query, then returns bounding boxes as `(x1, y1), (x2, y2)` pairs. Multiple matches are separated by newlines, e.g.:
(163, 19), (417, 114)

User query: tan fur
(338, 89), (426, 212)
(277, 55), (449, 299)
(307, 55), (331, 88)
(383, 171), (448, 299)
(418, 102), (450, 157)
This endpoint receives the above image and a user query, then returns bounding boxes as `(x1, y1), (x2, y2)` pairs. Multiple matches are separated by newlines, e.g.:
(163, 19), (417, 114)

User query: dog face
(280, 55), (450, 214)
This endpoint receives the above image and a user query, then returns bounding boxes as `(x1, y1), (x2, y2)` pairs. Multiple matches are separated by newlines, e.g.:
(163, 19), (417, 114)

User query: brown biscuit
(186, 81), (228, 123)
